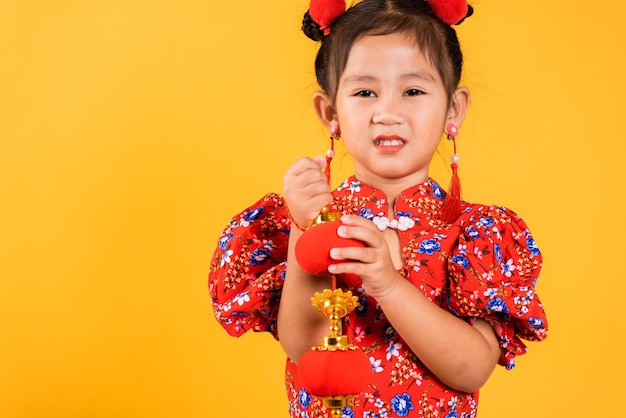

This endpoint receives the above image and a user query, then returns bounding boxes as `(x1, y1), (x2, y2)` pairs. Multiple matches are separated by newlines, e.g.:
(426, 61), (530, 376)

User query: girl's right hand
(283, 156), (333, 230)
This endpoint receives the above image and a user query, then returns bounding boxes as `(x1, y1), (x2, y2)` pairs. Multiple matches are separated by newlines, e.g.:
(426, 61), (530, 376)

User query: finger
(327, 260), (369, 276)
(299, 179), (332, 198)
(285, 156), (325, 178)
(284, 167), (327, 196)
(336, 223), (382, 248)
(329, 245), (379, 264)
(339, 214), (378, 228)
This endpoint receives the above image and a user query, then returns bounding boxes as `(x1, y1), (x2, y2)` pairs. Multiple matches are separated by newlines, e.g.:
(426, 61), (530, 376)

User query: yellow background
(1, 0), (624, 417)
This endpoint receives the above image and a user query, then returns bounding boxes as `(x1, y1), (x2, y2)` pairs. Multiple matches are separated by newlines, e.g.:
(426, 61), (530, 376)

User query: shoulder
(457, 202), (536, 245)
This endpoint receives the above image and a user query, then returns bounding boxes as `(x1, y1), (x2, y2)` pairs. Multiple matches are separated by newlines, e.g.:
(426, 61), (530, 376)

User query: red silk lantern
(297, 288), (373, 417)
(299, 348), (371, 397)
(295, 208), (366, 276)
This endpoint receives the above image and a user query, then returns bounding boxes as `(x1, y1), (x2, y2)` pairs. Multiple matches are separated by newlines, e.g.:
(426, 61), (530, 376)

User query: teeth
(376, 139), (404, 146)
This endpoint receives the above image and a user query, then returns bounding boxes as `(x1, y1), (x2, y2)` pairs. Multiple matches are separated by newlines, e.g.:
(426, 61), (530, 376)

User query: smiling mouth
(374, 138), (405, 146)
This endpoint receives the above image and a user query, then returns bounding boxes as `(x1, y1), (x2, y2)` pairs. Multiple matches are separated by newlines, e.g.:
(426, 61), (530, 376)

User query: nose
(371, 94), (403, 125)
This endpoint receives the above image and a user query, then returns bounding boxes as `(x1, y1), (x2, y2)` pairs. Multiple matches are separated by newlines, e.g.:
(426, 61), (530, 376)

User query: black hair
(302, 0), (473, 103)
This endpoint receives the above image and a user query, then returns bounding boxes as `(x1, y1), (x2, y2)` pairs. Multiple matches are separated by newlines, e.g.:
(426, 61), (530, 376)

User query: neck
(353, 171), (430, 204)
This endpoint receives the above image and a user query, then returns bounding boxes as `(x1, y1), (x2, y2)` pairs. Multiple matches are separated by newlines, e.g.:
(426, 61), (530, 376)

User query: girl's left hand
(328, 215), (401, 298)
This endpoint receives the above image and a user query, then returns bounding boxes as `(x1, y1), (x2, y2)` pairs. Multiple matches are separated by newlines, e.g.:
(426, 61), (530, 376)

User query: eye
(405, 89), (424, 96)
(354, 90), (376, 97)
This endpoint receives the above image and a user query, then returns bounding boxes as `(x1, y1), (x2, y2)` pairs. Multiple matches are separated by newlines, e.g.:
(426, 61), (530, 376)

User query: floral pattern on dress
(208, 177), (548, 417)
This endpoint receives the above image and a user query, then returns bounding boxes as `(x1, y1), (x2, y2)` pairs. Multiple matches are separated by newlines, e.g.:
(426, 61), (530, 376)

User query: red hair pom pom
(426, 0), (469, 25)
(309, 0), (346, 35)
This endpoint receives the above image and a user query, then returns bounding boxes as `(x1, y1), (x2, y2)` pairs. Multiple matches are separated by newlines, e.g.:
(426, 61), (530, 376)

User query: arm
(327, 215), (501, 393)
(276, 157), (334, 363)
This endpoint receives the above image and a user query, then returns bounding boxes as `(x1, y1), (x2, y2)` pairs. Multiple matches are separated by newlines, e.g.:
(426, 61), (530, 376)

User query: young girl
(209, 0), (548, 416)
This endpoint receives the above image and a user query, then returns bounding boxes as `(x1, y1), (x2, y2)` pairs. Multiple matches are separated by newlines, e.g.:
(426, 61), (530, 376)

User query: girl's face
(334, 32), (452, 190)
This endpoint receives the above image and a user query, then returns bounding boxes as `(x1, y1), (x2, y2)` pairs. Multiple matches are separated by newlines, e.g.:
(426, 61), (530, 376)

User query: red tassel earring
(324, 122), (340, 184)
(440, 123), (462, 223)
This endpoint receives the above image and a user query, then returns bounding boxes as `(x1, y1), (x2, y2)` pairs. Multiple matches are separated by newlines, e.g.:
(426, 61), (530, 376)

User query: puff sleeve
(208, 193), (291, 339)
(447, 206), (548, 370)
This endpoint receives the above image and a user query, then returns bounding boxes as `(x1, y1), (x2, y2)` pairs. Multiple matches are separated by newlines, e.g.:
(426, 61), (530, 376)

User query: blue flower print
(336, 179), (349, 191)
(299, 388), (312, 409)
(341, 407), (355, 418)
(494, 244), (502, 264)
(381, 322), (397, 343)
(355, 295), (369, 317)
(483, 288), (498, 299)
(448, 396), (458, 409)
(466, 227), (480, 240)
(359, 208), (375, 220)
(301, 413), (309, 418)
(451, 254), (470, 269)
(218, 233), (234, 250)
(390, 393), (414, 417)
(244, 206), (264, 222)
(478, 217), (495, 228)
(506, 357), (516, 370)
(528, 316), (545, 331)
(418, 238), (440, 255)
(445, 412), (459, 418)
(432, 182), (444, 199)
(396, 211), (413, 218)
(526, 236), (540, 257)
(486, 298), (510, 313)
(249, 248), (271, 266)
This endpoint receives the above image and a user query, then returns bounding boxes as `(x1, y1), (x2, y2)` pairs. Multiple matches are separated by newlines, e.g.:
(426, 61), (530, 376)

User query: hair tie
(309, 0), (346, 35)
(426, 0), (473, 25)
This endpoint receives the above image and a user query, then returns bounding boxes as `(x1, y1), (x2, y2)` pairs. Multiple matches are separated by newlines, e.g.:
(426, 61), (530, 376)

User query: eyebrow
(343, 71), (436, 84)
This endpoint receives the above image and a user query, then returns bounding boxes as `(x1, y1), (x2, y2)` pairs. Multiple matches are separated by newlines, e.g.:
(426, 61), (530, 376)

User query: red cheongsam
(209, 177), (548, 418)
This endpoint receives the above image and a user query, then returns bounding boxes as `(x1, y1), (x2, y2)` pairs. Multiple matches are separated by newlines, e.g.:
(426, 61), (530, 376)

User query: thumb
(312, 155), (326, 169)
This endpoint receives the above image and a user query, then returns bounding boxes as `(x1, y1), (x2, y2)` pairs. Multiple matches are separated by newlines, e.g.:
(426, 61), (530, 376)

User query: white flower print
(369, 356), (384, 373)
(233, 292), (250, 306)
(501, 258), (515, 277)
(386, 341), (402, 361)
(220, 249), (233, 267)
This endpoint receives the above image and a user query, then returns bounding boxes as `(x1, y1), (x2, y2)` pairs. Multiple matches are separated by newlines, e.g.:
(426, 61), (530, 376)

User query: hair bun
(302, 11), (325, 41)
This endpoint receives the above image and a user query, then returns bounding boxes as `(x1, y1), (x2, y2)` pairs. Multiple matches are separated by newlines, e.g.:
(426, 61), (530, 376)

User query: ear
(446, 86), (471, 128)
(312, 91), (338, 131)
